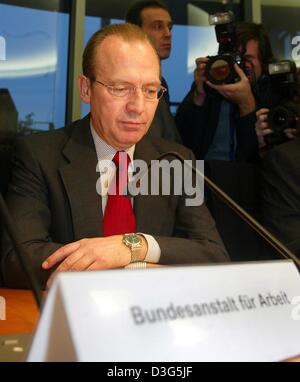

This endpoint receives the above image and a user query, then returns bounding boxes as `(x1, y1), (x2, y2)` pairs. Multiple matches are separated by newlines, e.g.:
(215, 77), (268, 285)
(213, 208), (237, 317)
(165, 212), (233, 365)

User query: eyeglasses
(94, 80), (167, 100)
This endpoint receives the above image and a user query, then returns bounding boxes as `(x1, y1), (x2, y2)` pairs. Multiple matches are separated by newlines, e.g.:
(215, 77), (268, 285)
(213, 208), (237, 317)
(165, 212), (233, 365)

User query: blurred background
(0, 0), (299, 136)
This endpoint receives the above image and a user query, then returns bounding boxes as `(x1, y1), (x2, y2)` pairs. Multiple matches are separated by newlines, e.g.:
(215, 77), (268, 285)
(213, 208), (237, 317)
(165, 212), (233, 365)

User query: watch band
(124, 261), (147, 269)
(130, 248), (140, 263)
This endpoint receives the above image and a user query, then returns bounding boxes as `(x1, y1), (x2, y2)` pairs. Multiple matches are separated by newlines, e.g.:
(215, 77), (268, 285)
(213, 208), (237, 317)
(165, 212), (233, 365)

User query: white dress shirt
(90, 124), (161, 263)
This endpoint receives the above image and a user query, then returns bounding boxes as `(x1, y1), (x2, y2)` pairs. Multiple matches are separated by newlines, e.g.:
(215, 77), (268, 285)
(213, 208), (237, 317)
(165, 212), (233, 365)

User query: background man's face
(243, 39), (263, 82)
(86, 36), (160, 150)
(140, 7), (172, 60)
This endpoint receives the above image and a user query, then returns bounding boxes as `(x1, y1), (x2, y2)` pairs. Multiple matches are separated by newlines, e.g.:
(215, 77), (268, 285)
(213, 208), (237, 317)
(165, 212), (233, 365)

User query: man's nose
(164, 25), (171, 37)
(126, 89), (146, 114)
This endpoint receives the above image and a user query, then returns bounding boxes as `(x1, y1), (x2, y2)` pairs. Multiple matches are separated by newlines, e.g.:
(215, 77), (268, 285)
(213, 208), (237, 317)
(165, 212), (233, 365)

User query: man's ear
(78, 75), (91, 103)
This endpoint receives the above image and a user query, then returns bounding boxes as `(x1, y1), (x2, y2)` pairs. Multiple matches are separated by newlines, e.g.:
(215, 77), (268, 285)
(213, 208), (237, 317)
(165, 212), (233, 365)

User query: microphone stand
(135, 151), (300, 270)
(0, 193), (42, 308)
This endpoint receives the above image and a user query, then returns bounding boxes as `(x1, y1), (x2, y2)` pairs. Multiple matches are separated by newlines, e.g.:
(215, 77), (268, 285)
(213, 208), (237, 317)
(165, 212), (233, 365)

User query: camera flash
(268, 61), (291, 75)
(209, 11), (234, 26)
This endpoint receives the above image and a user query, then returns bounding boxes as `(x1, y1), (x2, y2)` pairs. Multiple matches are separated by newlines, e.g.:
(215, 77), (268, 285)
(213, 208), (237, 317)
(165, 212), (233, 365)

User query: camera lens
(270, 110), (288, 129)
(205, 55), (239, 85)
(208, 59), (230, 82)
(265, 102), (299, 145)
(268, 103), (298, 132)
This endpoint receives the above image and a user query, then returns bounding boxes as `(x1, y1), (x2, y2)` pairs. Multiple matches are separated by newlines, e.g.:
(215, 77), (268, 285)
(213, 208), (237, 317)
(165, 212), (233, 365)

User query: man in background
(126, 0), (181, 143)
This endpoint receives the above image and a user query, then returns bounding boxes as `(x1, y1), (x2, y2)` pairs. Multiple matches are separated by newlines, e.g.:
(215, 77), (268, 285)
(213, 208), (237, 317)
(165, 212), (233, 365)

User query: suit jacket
(147, 97), (182, 143)
(1, 115), (228, 288)
(262, 138), (300, 255)
(147, 77), (182, 144)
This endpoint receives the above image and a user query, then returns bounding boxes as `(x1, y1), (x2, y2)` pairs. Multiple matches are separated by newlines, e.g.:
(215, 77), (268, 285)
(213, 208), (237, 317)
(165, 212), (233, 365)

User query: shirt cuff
(137, 233), (161, 263)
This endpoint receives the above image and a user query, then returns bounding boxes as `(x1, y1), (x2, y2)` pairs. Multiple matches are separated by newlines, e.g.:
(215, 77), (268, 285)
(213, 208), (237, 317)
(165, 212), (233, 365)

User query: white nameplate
(28, 260), (300, 362)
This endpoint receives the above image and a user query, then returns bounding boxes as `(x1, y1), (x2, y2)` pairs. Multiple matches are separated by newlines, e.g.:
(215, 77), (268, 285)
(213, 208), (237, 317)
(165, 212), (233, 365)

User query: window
(0, 1), (70, 139)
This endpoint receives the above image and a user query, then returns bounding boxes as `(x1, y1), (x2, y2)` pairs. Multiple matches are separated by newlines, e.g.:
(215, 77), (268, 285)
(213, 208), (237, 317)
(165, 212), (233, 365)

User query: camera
(265, 60), (299, 145)
(205, 11), (244, 85)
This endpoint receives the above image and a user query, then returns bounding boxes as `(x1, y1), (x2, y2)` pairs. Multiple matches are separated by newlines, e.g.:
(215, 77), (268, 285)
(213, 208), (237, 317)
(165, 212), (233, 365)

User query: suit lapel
(133, 137), (170, 235)
(59, 117), (103, 239)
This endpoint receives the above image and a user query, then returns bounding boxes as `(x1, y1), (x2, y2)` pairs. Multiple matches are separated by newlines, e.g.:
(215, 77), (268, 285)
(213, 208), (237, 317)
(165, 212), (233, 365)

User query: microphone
(0, 193), (42, 308)
(127, 151), (300, 269)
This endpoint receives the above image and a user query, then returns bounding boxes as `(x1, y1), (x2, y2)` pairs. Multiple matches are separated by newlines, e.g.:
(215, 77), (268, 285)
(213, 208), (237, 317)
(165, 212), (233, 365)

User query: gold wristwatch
(122, 233), (142, 263)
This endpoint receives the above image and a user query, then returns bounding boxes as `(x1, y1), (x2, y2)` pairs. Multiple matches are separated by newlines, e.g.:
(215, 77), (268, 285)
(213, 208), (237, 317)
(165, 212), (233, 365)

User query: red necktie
(103, 151), (136, 236)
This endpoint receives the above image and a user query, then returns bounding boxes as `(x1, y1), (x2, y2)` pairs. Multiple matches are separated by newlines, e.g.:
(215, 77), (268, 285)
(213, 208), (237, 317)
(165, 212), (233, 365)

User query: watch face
(127, 234), (141, 245)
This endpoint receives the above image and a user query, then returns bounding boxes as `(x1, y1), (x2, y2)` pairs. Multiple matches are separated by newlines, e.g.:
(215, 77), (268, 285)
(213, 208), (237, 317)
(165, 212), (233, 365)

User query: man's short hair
(125, 0), (169, 27)
(82, 23), (160, 80)
(236, 22), (275, 73)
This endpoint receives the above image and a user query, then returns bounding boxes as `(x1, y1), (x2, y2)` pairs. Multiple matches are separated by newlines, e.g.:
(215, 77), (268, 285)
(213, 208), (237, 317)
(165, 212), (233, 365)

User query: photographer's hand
(206, 64), (256, 116)
(255, 108), (272, 148)
(284, 117), (299, 139)
(256, 109), (298, 148)
(193, 57), (208, 106)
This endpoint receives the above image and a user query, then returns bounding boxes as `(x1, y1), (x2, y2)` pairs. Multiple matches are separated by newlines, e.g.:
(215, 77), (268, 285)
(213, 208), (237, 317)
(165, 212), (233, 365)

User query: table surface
(0, 288), (299, 362)
(0, 288), (39, 335)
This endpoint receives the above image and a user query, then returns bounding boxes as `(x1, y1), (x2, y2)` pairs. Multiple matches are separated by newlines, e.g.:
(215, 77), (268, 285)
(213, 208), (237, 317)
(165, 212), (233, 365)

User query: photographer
(261, 66), (300, 256)
(176, 20), (276, 162)
(261, 137), (300, 256)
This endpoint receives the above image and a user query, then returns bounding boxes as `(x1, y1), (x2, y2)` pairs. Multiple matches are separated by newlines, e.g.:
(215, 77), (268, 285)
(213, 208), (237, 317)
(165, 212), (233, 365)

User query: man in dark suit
(125, 0), (182, 143)
(262, 137), (300, 256)
(1, 23), (227, 289)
